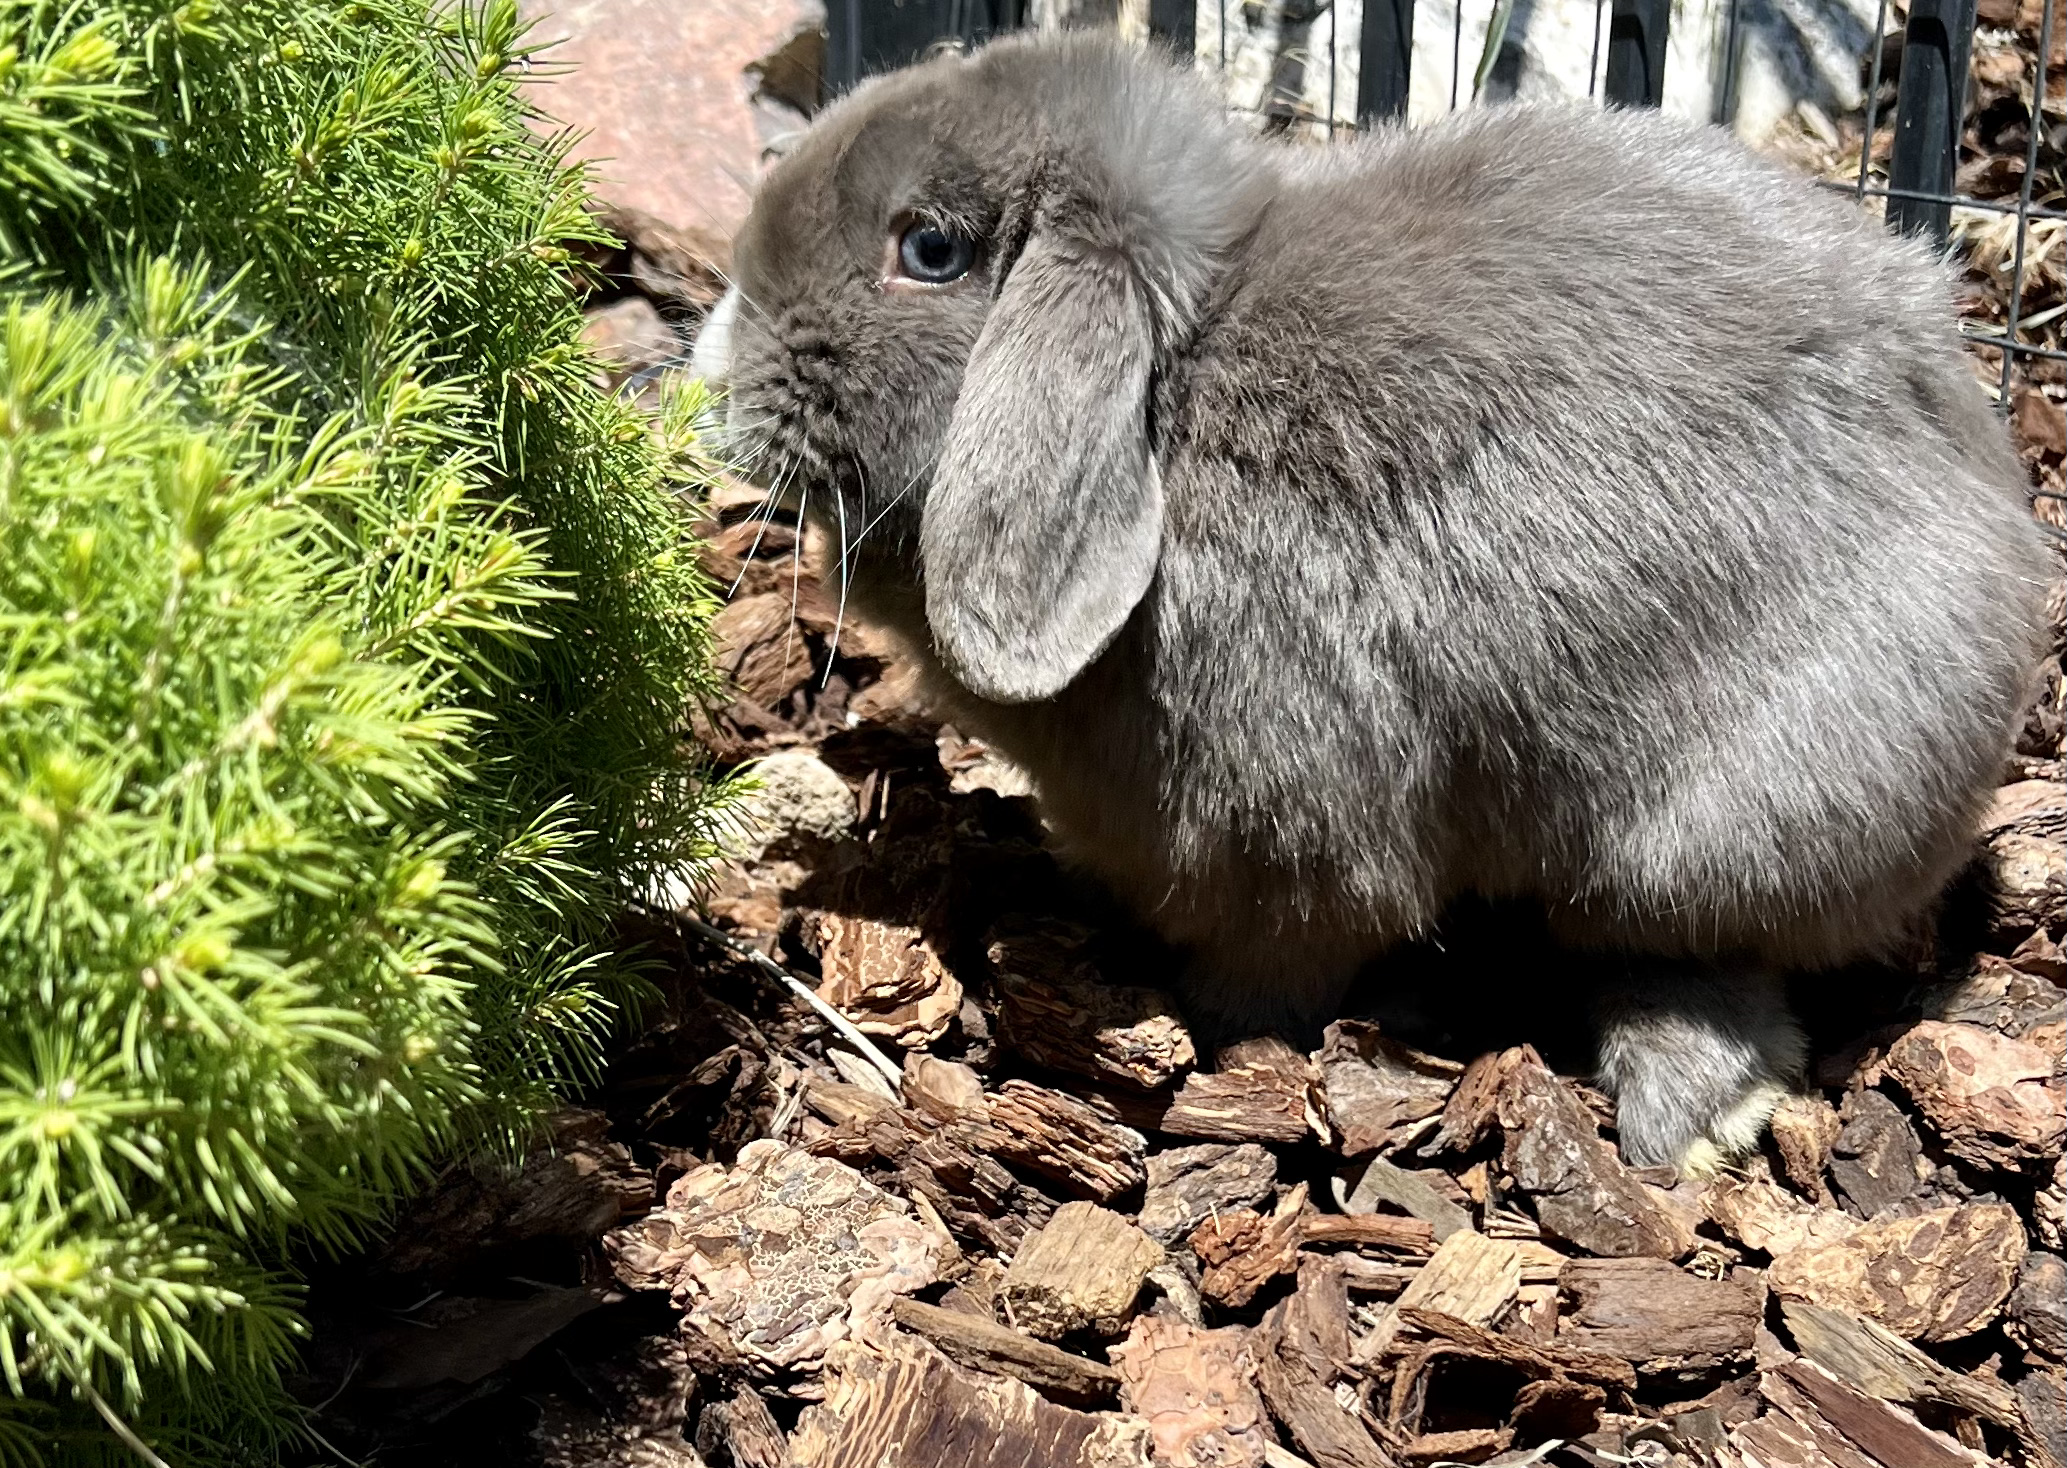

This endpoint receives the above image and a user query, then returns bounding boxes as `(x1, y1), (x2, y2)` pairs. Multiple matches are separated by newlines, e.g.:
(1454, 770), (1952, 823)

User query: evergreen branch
(0, 0), (734, 1454)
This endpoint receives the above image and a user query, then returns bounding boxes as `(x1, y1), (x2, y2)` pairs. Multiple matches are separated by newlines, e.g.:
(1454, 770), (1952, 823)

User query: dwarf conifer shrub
(0, 0), (730, 1458)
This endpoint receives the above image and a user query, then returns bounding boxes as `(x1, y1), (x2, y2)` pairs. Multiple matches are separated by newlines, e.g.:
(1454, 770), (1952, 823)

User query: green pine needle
(0, 0), (739, 1458)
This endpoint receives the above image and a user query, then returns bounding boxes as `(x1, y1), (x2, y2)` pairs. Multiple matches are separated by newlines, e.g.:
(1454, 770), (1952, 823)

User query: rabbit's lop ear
(921, 232), (1160, 704)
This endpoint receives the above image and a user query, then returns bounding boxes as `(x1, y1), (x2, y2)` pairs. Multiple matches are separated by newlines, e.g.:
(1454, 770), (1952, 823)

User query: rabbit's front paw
(1664, 1077), (1796, 1180)
(1593, 963), (1807, 1176)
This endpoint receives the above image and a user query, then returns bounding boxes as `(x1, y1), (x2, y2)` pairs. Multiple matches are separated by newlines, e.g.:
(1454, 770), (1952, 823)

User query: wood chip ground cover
(285, 22), (2067, 1463)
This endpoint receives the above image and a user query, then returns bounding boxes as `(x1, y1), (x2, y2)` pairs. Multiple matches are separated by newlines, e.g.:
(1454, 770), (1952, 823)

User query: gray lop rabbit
(690, 32), (2051, 1170)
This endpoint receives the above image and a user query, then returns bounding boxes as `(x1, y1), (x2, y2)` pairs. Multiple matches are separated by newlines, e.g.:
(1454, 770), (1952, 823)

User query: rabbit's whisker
(705, 262), (779, 336)
(823, 461), (856, 686)
(726, 460), (798, 601)
(633, 189), (783, 326)
(850, 459), (931, 552)
(781, 483), (811, 689)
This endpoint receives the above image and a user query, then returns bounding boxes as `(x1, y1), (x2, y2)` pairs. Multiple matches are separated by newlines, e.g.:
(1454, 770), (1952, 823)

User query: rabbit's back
(698, 31), (2048, 1145)
(1120, 103), (2049, 964)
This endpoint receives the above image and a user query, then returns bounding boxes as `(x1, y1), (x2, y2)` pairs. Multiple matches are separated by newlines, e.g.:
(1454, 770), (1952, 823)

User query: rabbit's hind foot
(1593, 959), (1807, 1177)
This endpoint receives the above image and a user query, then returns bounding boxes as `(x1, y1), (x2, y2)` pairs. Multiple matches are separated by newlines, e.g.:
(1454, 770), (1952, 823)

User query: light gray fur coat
(692, 33), (2051, 1169)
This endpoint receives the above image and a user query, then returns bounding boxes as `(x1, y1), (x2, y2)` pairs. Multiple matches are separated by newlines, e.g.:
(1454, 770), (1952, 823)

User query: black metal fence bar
(823, 0), (1026, 94)
(1147, 0), (1194, 55)
(1359, 0), (1417, 121)
(1717, 0), (1744, 121)
(1886, 0), (1982, 243)
(1602, 0), (1671, 106)
(825, 0), (860, 94)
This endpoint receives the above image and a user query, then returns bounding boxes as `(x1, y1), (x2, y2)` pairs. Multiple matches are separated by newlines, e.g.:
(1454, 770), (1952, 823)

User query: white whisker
(781, 482), (811, 690)
(851, 458), (931, 551)
(822, 464), (856, 686)
(704, 262), (778, 336)
(726, 460), (797, 601)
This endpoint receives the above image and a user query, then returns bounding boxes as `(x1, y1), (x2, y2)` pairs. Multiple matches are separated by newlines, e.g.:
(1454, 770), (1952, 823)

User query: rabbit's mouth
(690, 286), (844, 499)
(720, 409), (833, 501)
(689, 286), (935, 571)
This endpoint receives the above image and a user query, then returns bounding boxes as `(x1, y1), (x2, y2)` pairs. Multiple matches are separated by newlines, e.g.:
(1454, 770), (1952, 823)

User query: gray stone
(735, 748), (855, 858)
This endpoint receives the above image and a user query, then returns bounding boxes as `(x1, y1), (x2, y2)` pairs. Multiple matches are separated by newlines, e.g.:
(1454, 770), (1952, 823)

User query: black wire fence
(818, 0), (2063, 444)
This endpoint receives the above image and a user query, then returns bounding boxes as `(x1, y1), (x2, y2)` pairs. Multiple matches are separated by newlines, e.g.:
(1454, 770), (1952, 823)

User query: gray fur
(925, 229), (1164, 702)
(1593, 962), (1807, 1167)
(698, 33), (2052, 1168)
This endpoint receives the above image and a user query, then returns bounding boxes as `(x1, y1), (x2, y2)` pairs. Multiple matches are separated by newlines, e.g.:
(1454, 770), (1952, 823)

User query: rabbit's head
(694, 35), (1268, 703)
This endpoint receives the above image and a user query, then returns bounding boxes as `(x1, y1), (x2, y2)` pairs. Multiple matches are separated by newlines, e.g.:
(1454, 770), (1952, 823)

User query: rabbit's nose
(689, 287), (739, 388)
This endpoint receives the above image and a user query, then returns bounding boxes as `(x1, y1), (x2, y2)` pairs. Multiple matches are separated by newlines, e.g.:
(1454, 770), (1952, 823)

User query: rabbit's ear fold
(921, 233), (1161, 704)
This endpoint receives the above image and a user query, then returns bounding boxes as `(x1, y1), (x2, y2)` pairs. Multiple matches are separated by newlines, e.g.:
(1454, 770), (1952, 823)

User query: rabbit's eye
(896, 224), (976, 284)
